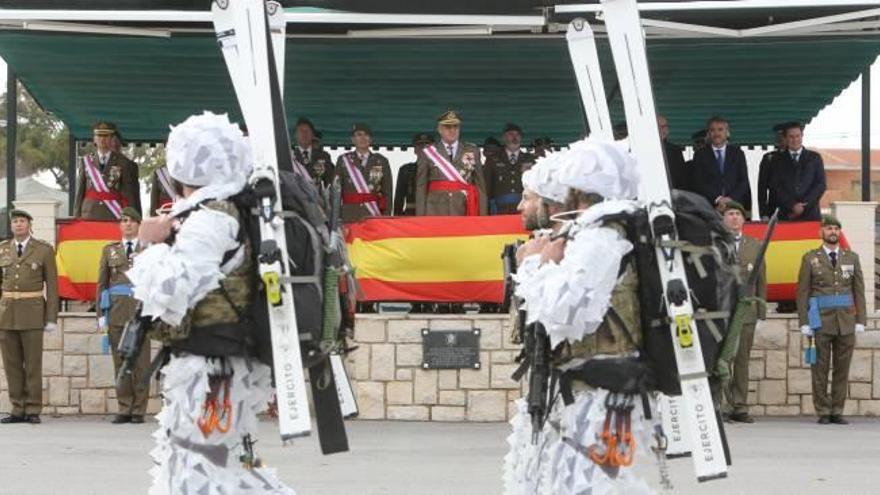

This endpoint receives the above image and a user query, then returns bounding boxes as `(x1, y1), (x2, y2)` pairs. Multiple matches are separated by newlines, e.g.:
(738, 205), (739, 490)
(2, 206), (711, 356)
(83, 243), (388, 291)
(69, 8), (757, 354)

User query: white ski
(266, 1), (286, 90)
(659, 394), (690, 457)
(565, 19), (614, 140)
(331, 353), (359, 418)
(600, 0), (727, 482)
(212, 0), (312, 441)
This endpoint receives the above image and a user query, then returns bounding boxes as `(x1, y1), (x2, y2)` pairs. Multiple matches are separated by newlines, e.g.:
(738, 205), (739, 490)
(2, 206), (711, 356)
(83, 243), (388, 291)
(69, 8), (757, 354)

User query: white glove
(98, 316), (108, 332)
(800, 325), (814, 337)
(855, 324), (866, 333)
(44, 322), (58, 333)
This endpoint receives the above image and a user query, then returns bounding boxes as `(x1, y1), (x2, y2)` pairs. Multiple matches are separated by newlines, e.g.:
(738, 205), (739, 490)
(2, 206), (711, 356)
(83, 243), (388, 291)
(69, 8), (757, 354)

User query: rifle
(527, 322), (551, 443)
(716, 209), (779, 390)
(116, 304), (151, 386)
(500, 241), (523, 313)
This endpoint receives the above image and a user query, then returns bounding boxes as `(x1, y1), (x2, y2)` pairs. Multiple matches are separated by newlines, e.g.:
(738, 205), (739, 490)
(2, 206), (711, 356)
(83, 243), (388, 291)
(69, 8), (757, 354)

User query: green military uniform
(728, 233), (767, 416)
(73, 123), (142, 220)
(0, 211), (59, 419)
(415, 111), (488, 216)
(797, 217), (866, 418)
(294, 145), (334, 188)
(484, 149), (536, 215)
(336, 150), (393, 223)
(96, 223), (150, 417)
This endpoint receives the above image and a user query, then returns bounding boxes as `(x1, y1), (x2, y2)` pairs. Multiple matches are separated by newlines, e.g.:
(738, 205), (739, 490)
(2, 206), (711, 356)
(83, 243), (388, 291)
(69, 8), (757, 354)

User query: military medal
(31, 262), (38, 271)
(368, 165), (383, 193)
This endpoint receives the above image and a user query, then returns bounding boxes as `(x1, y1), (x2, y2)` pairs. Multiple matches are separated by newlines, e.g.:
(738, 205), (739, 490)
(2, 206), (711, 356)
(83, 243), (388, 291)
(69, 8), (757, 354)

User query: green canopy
(0, 31), (877, 145)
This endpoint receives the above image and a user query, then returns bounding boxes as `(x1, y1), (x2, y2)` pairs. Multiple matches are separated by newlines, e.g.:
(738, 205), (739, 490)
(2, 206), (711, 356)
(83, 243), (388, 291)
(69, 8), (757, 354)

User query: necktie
(447, 145), (454, 158)
(510, 152), (517, 163)
(303, 149), (310, 163)
(792, 152), (800, 163)
(715, 149), (724, 173)
(16, 243), (23, 257)
(829, 251), (837, 268)
(126, 241), (133, 258)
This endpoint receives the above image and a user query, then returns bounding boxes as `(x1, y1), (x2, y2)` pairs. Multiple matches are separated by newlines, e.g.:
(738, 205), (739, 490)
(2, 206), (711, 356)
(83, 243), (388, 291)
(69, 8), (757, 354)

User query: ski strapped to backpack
(600, 0), (729, 481)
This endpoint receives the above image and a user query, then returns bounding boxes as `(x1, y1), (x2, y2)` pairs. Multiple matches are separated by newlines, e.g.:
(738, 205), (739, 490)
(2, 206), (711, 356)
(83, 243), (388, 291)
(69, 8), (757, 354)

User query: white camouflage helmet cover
(555, 138), (640, 200)
(521, 155), (569, 204)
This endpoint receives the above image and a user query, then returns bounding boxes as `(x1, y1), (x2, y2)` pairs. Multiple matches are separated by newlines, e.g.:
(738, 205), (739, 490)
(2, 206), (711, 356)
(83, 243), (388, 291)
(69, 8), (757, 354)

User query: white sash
(83, 154), (123, 219)
(423, 145), (466, 184)
(341, 152), (381, 217)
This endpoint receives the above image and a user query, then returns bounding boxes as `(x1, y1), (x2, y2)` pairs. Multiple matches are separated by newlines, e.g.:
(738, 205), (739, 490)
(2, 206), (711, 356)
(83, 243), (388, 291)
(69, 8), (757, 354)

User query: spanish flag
(742, 220), (847, 302)
(56, 219), (119, 301)
(345, 215), (528, 303)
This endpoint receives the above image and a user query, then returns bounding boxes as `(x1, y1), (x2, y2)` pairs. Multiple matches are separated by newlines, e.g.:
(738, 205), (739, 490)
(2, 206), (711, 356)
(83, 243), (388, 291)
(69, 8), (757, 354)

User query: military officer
(336, 123), (394, 223)
(484, 123), (536, 215)
(394, 133), (433, 216)
(96, 207), (150, 424)
(797, 215), (866, 425)
(415, 111), (488, 216)
(721, 201), (766, 423)
(149, 166), (179, 216)
(292, 117), (333, 187)
(73, 122), (141, 220)
(0, 209), (59, 424)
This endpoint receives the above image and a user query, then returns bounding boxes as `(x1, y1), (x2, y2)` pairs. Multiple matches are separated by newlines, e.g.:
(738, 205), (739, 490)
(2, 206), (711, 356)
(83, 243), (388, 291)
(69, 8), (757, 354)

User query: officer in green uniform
(797, 215), (866, 425)
(96, 207), (150, 424)
(0, 209), (59, 424)
(721, 200), (766, 423)
(73, 122), (142, 220)
(415, 110), (488, 216)
(394, 133), (433, 216)
(484, 123), (536, 215)
(336, 123), (394, 223)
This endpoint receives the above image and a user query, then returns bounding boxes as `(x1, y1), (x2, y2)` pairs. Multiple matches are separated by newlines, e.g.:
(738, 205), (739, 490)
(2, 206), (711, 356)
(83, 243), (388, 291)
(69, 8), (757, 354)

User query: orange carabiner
(198, 401), (218, 437)
(587, 408), (616, 465)
(216, 396), (233, 433)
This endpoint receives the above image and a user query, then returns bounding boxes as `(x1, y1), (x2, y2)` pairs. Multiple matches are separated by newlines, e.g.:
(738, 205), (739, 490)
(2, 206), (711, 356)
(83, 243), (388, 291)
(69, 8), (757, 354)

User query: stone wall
(4, 312), (880, 419)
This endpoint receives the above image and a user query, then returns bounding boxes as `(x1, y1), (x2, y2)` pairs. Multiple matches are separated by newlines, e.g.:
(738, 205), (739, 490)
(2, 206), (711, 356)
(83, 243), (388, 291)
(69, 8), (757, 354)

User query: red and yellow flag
(743, 220), (847, 302)
(56, 219), (119, 301)
(345, 215), (528, 302)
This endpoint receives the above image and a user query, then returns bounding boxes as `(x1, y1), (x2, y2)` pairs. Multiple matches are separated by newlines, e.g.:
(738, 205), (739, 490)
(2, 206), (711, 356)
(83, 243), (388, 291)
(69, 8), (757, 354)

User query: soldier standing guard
(721, 201), (766, 424)
(415, 110), (488, 216)
(0, 209), (59, 425)
(97, 207), (150, 424)
(394, 133), (433, 216)
(336, 123), (393, 223)
(73, 122), (142, 220)
(484, 123), (536, 215)
(292, 117), (334, 187)
(798, 215), (866, 425)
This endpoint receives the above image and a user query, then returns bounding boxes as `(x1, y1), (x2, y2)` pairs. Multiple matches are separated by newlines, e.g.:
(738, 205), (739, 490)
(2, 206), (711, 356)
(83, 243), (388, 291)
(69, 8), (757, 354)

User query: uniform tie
(303, 149), (310, 163)
(126, 241), (133, 258)
(829, 251), (837, 268)
(447, 145), (455, 158)
(16, 243), (23, 257)
(510, 152), (517, 163)
(715, 149), (724, 173)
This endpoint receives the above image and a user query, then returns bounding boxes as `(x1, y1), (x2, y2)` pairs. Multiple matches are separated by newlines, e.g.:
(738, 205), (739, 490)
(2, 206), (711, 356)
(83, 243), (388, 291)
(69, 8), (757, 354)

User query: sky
(1, 54), (879, 150)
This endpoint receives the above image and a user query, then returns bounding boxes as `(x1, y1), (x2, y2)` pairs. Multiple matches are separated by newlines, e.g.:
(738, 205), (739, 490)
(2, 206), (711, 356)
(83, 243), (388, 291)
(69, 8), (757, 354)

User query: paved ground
(0, 416), (878, 494)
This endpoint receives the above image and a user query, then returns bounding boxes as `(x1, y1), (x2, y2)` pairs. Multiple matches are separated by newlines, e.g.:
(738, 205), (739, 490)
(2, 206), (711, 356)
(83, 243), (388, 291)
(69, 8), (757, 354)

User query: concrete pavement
(0, 416), (878, 494)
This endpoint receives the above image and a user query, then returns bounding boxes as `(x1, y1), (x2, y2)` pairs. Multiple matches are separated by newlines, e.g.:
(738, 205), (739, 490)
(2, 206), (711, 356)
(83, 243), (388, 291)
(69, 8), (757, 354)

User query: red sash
(428, 181), (479, 216)
(343, 192), (387, 212)
(85, 190), (128, 205)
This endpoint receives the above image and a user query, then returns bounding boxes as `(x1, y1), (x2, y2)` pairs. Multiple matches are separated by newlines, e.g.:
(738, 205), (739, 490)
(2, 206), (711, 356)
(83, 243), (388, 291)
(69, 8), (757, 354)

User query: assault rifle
(527, 322), (551, 443)
(116, 304), (150, 386)
(500, 240), (523, 313)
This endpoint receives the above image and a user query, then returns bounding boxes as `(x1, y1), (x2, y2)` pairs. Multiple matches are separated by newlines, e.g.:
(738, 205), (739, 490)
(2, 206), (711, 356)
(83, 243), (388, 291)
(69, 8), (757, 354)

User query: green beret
(352, 122), (372, 136)
(821, 214), (841, 228)
(723, 200), (746, 216)
(9, 209), (32, 221)
(120, 207), (142, 223)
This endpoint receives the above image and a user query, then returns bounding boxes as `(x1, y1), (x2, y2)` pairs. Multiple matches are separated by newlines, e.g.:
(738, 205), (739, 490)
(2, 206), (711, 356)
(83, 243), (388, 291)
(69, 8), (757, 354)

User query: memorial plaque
(421, 328), (481, 369)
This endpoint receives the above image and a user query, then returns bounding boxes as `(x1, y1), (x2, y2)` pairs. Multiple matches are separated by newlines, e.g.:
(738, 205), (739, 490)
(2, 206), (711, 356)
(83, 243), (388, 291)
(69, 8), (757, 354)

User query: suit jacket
(690, 144), (751, 212)
(393, 162), (418, 216)
(293, 146), (334, 187)
(483, 150), (536, 215)
(797, 247), (865, 335)
(0, 238), (59, 330)
(415, 142), (488, 216)
(663, 140), (689, 192)
(335, 151), (394, 223)
(768, 148), (826, 221)
(96, 240), (141, 329)
(736, 234), (767, 324)
(73, 151), (141, 220)
(756, 149), (784, 219)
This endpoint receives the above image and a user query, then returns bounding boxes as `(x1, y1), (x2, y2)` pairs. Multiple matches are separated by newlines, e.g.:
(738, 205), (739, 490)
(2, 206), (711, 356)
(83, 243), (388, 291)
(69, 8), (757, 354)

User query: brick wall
(3, 312), (880, 419)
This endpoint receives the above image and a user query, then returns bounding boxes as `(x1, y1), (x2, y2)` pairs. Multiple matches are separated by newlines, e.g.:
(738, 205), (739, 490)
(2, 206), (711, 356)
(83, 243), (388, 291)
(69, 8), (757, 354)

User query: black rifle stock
(116, 304), (150, 386)
(528, 322), (551, 443)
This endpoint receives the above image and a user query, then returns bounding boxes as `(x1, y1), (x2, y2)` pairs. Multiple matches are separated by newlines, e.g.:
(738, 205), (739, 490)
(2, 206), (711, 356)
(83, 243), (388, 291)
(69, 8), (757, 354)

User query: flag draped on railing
(55, 219), (119, 301)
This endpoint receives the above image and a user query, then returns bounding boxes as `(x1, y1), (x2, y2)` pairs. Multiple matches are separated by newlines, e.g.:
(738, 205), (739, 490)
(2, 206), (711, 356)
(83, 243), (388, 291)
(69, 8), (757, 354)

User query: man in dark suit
(769, 121), (826, 221)
(756, 123), (787, 220)
(690, 116), (751, 213)
(658, 115), (688, 191)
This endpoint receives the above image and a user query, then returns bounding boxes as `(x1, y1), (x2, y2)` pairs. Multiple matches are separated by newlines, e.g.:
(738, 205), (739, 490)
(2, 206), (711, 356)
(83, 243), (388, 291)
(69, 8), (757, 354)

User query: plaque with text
(421, 328), (481, 369)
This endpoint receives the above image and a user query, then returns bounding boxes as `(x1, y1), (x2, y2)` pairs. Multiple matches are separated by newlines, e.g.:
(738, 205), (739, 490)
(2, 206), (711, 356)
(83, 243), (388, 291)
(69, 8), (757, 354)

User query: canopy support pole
(6, 69), (16, 232)
(862, 65), (871, 202)
(68, 133), (76, 215)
